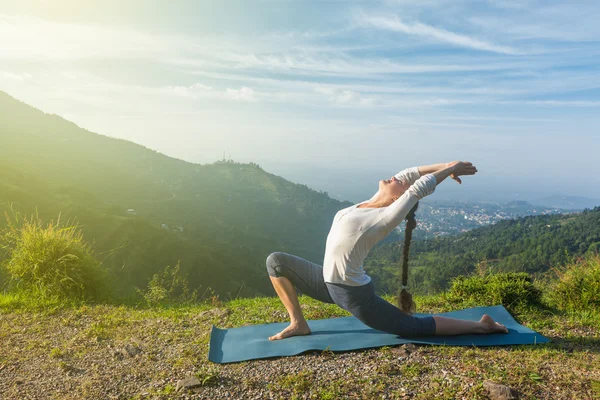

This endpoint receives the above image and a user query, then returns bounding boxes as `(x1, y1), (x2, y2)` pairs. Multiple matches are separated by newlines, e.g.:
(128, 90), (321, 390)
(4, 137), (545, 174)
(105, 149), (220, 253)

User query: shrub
(544, 253), (600, 312)
(0, 211), (108, 300)
(448, 272), (542, 309)
(137, 261), (199, 306)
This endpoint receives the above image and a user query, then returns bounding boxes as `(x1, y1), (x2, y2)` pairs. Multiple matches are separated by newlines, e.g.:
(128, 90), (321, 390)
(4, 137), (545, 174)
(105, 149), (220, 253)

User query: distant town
(397, 200), (578, 239)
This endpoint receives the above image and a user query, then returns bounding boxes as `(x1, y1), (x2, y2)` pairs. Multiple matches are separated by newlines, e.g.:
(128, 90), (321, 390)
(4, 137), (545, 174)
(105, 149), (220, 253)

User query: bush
(137, 261), (199, 306)
(544, 254), (600, 312)
(448, 272), (542, 309)
(0, 211), (108, 300)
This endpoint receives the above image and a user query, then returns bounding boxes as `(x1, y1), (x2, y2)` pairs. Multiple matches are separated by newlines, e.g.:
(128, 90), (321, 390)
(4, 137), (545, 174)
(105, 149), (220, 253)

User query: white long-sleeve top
(323, 167), (437, 286)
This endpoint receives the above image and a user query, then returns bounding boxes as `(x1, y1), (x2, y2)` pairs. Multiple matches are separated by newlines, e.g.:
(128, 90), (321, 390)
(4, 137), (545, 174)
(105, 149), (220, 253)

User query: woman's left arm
(416, 163), (448, 176)
(394, 163), (448, 185)
(383, 162), (475, 229)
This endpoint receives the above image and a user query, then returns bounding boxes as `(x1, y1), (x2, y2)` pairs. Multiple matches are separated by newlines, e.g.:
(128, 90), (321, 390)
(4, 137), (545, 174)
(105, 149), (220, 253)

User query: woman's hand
(446, 161), (477, 184)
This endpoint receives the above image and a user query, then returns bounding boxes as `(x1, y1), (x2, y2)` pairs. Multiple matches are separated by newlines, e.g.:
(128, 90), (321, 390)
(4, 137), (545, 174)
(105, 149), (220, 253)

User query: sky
(1, 0), (599, 203)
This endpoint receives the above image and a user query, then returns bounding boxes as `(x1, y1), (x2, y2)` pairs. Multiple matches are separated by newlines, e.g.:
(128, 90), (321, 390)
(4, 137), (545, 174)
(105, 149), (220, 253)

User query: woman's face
(379, 175), (410, 202)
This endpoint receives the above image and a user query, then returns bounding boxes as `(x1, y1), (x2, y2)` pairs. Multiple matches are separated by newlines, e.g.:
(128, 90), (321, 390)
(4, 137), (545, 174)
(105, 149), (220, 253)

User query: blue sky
(1, 0), (599, 202)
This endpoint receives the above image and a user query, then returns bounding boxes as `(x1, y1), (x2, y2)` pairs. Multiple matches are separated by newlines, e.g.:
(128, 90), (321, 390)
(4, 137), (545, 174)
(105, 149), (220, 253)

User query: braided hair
(397, 201), (419, 314)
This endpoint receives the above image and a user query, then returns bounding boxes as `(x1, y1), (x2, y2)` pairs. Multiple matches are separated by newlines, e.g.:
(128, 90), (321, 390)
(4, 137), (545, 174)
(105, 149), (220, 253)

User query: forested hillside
(3, 90), (599, 301)
(0, 91), (354, 297)
(365, 207), (600, 294)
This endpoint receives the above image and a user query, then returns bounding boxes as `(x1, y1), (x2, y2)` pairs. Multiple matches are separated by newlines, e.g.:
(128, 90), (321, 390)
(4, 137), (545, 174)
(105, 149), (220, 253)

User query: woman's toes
(496, 322), (509, 333)
(480, 314), (509, 334)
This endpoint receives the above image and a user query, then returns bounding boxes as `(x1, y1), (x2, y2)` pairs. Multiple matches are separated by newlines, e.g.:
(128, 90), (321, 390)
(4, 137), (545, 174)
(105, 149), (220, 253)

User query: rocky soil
(1, 304), (598, 399)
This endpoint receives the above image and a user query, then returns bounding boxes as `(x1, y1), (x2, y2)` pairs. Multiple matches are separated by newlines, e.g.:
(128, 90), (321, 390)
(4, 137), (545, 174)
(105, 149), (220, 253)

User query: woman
(266, 161), (508, 340)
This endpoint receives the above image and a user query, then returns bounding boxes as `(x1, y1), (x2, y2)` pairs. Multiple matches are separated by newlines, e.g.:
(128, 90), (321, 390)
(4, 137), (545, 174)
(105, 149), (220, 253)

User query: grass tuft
(136, 261), (200, 307)
(0, 210), (108, 301)
(447, 272), (542, 310)
(544, 253), (600, 312)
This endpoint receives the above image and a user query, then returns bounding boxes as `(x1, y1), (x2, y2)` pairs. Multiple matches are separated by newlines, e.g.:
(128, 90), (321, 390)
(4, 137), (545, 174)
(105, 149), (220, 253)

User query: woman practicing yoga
(266, 160), (509, 340)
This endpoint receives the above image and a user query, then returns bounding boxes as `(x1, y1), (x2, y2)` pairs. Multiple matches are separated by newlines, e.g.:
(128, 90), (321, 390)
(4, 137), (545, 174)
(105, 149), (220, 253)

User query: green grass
(1, 253), (599, 399)
(0, 210), (109, 301)
(0, 290), (73, 313)
(0, 290), (598, 399)
(447, 271), (542, 310)
(194, 366), (220, 387)
(544, 253), (600, 312)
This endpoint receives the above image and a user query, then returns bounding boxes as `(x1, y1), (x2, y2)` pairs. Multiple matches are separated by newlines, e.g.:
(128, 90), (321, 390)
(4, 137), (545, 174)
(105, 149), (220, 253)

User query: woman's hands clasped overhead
(446, 161), (478, 184)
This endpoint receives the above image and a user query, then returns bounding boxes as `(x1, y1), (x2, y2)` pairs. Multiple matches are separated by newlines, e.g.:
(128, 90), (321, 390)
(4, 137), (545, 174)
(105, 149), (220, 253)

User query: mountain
(365, 206), (600, 295)
(0, 91), (352, 297)
(3, 90), (598, 299)
(533, 195), (600, 210)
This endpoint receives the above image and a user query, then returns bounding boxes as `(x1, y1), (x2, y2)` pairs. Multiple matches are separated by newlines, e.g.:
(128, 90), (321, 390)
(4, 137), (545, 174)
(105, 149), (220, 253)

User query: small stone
(198, 308), (231, 320)
(404, 343), (417, 352)
(391, 343), (417, 357)
(176, 377), (202, 392)
(483, 380), (519, 400)
(123, 344), (142, 357)
(391, 347), (410, 358)
(215, 308), (231, 318)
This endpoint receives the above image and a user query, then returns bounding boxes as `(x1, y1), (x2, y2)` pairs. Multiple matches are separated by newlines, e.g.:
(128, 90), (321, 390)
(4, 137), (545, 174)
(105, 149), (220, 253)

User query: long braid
(397, 201), (419, 314)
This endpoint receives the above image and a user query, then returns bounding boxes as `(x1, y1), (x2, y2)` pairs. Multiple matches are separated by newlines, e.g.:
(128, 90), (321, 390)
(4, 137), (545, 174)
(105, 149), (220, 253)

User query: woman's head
(377, 176), (411, 206)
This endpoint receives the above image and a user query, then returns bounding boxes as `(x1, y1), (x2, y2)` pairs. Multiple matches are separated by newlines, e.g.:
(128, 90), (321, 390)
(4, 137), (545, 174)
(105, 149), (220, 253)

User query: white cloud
(187, 69), (529, 99)
(469, 13), (600, 42)
(313, 85), (470, 108)
(518, 100), (600, 107)
(1, 71), (32, 81)
(314, 86), (376, 107)
(359, 14), (519, 55)
(214, 52), (515, 77)
(226, 87), (257, 102)
(1, 6), (598, 181)
(168, 83), (212, 98)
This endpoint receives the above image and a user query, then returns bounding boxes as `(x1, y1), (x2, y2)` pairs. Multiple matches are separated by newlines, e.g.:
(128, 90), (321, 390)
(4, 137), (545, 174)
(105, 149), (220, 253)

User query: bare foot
(269, 321), (311, 341)
(479, 314), (509, 334)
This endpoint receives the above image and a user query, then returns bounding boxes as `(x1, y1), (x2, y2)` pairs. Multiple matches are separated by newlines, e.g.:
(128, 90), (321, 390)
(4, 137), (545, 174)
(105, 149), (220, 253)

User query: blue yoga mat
(208, 305), (549, 364)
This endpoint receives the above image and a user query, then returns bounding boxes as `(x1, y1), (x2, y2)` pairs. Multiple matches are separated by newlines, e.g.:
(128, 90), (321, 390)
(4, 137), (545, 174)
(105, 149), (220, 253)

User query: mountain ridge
(0, 90), (352, 297)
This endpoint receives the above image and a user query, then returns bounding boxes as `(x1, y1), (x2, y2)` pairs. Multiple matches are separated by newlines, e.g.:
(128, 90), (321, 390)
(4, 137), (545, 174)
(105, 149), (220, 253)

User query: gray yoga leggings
(266, 251), (436, 337)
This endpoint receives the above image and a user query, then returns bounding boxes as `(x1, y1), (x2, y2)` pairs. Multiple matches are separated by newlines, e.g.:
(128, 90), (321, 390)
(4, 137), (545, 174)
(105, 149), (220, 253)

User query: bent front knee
(266, 252), (286, 277)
